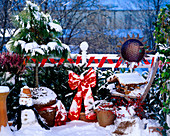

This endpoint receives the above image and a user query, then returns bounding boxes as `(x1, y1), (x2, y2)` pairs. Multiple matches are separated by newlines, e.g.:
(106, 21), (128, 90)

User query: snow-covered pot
(95, 101), (116, 127)
(31, 87), (57, 127)
(0, 86), (9, 131)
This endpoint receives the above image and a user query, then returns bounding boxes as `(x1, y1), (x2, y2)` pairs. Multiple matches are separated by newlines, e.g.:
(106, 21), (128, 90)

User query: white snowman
(19, 86), (36, 125)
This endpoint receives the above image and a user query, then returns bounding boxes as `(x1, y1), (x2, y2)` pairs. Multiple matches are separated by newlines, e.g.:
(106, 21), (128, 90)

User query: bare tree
(0, 0), (168, 53)
(0, 0), (26, 50)
(115, 0), (169, 51)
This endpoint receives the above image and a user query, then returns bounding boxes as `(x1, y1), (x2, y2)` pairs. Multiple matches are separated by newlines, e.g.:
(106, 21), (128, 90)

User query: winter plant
(6, 1), (70, 87)
(153, 4), (170, 135)
(0, 52), (26, 86)
(0, 52), (26, 75)
(0, 52), (26, 120)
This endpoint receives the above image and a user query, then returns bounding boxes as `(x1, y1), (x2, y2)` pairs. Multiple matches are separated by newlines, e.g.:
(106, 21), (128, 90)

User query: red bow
(68, 68), (97, 120)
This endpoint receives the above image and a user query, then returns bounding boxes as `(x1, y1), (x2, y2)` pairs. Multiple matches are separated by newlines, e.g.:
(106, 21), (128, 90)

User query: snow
(48, 22), (62, 32)
(32, 48), (45, 56)
(0, 125), (13, 136)
(0, 86), (9, 93)
(3, 117), (161, 136)
(0, 29), (15, 37)
(47, 42), (57, 51)
(62, 44), (70, 52)
(114, 73), (147, 85)
(26, 1), (39, 11)
(31, 87), (57, 105)
(20, 109), (36, 125)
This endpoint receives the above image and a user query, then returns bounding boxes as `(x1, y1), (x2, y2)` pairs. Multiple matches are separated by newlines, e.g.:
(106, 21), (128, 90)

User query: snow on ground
(0, 117), (162, 136)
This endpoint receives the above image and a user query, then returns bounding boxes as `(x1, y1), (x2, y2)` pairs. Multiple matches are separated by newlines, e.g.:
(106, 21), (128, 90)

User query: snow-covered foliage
(6, 1), (69, 61)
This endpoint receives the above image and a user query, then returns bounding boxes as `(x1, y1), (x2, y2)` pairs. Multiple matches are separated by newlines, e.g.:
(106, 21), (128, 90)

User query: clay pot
(95, 110), (116, 127)
(0, 91), (9, 131)
(22, 88), (32, 98)
(79, 112), (97, 122)
(20, 86), (32, 98)
(37, 108), (56, 127)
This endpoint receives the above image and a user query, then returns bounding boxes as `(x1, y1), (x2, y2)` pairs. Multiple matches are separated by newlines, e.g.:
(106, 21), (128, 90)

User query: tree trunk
(35, 62), (39, 88)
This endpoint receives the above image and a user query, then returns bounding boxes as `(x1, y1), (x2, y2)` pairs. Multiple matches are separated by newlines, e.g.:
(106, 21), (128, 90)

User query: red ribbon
(151, 57), (155, 67)
(114, 57), (123, 68)
(54, 100), (67, 126)
(68, 68), (97, 121)
(98, 57), (107, 67)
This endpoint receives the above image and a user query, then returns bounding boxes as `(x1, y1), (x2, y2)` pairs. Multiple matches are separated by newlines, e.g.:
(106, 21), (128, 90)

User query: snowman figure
(11, 86), (49, 131)
(19, 86), (36, 125)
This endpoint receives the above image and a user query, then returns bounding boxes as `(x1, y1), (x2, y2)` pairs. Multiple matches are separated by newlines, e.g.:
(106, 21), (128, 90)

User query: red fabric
(68, 68), (97, 120)
(151, 57), (155, 67)
(114, 57), (123, 68)
(68, 58), (75, 64)
(76, 56), (82, 64)
(98, 57), (107, 67)
(87, 57), (95, 67)
(40, 58), (48, 67)
(94, 59), (99, 64)
(107, 59), (114, 64)
(49, 58), (57, 64)
(54, 100), (67, 126)
(57, 58), (65, 66)
(134, 62), (140, 69)
(31, 58), (37, 63)
(143, 59), (150, 65)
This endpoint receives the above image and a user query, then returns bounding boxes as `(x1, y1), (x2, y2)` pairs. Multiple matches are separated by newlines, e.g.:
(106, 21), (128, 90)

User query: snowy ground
(1, 117), (162, 136)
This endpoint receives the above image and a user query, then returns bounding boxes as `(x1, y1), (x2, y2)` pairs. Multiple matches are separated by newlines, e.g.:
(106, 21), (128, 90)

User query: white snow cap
(26, 1), (39, 11)
(48, 22), (62, 32)
(0, 86), (9, 93)
(31, 87), (57, 105)
(24, 42), (39, 53)
(62, 43), (70, 52)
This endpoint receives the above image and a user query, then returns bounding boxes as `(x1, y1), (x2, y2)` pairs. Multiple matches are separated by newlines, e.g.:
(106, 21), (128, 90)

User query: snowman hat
(20, 86), (32, 98)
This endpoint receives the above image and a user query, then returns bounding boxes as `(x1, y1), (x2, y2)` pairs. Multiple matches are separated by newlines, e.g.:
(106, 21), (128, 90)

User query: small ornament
(118, 34), (148, 63)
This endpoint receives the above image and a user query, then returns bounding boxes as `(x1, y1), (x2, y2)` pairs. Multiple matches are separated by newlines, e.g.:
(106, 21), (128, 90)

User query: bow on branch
(68, 68), (97, 120)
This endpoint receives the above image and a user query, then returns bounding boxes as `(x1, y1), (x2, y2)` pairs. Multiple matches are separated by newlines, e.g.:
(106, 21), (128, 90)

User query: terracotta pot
(79, 112), (97, 122)
(0, 92), (9, 131)
(95, 110), (116, 127)
(22, 88), (32, 98)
